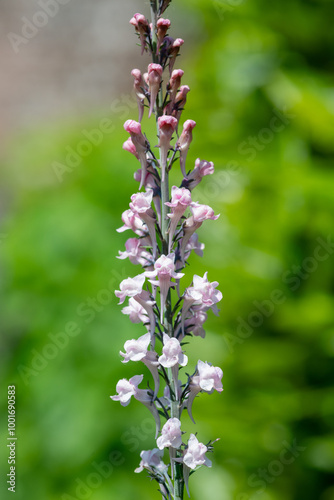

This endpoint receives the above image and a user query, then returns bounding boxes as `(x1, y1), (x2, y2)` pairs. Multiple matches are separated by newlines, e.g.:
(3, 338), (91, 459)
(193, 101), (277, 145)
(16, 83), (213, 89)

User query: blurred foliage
(1, 0), (334, 499)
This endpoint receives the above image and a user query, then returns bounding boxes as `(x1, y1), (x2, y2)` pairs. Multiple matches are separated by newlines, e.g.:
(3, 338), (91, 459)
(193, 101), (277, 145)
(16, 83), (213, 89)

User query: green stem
(150, 3), (184, 498)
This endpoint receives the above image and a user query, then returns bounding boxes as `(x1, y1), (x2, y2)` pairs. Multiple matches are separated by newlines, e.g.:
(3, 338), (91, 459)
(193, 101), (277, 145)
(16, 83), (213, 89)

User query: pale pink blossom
(176, 119), (196, 177)
(115, 276), (156, 339)
(124, 120), (148, 189)
(110, 374), (144, 407)
(130, 191), (157, 257)
(179, 202), (220, 262)
(145, 253), (184, 321)
(183, 158), (215, 190)
(184, 233), (205, 259)
(148, 64), (163, 118)
(158, 115), (178, 182)
(157, 417), (182, 449)
(111, 374), (160, 437)
(184, 310), (208, 338)
(131, 69), (146, 123)
(121, 297), (148, 324)
(165, 186), (192, 252)
(186, 360), (223, 423)
(117, 237), (152, 266)
(116, 209), (146, 235)
(120, 332), (160, 399)
(183, 434), (212, 469)
(115, 274), (146, 305)
(159, 333), (188, 368)
(129, 13), (149, 55)
(120, 332), (151, 363)
(135, 448), (167, 473)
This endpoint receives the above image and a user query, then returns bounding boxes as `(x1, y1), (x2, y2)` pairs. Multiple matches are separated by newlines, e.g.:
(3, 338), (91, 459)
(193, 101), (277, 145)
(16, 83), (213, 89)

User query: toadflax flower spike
(113, 3), (224, 496)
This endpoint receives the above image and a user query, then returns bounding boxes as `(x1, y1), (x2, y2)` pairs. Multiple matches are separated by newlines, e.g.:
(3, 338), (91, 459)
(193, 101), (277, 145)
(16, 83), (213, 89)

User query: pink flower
(183, 434), (212, 469)
(183, 158), (215, 190)
(157, 18), (171, 54)
(117, 209), (146, 235)
(115, 274), (146, 305)
(184, 310), (208, 338)
(145, 253), (184, 321)
(135, 448), (167, 473)
(148, 63), (163, 118)
(159, 333), (188, 368)
(120, 332), (160, 399)
(124, 120), (148, 189)
(158, 115), (178, 182)
(179, 203), (220, 263)
(129, 13), (149, 55)
(165, 186), (192, 252)
(130, 191), (157, 258)
(184, 233), (205, 259)
(193, 360), (223, 392)
(186, 360), (223, 423)
(117, 237), (152, 266)
(110, 374), (144, 407)
(121, 297), (148, 324)
(131, 69), (146, 123)
(176, 119), (196, 177)
(111, 374), (161, 437)
(157, 417), (182, 449)
(120, 332), (151, 363)
(191, 272), (222, 312)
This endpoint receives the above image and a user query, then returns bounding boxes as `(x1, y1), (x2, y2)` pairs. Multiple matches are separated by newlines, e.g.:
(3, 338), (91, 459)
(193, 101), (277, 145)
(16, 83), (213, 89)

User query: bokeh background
(1, 0), (334, 499)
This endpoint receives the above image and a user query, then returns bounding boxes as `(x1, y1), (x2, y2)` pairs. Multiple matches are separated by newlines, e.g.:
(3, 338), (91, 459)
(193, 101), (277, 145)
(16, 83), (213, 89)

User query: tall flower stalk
(111, 1), (223, 498)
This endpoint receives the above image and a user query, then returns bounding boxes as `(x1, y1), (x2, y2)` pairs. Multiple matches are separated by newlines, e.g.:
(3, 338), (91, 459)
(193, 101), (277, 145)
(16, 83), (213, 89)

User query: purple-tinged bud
(131, 69), (146, 123)
(158, 115), (178, 182)
(168, 38), (184, 75)
(176, 119), (196, 177)
(148, 63), (163, 118)
(168, 69), (184, 105)
(124, 119), (148, 190)
(129, 13), (149, 55)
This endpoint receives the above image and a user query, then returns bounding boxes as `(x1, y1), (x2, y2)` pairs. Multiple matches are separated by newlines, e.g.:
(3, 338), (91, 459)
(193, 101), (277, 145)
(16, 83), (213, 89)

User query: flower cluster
(111, 2), (223, 499)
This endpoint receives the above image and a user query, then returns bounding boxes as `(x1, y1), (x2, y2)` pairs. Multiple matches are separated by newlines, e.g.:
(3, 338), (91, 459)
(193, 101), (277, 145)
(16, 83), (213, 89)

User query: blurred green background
(1, 0), (334, 499)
